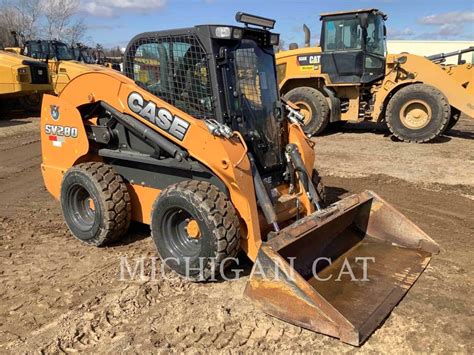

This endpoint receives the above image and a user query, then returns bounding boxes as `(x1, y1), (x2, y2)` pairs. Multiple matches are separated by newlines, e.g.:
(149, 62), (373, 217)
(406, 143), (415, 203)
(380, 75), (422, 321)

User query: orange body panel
(128, 185), (161, 225)
(41, 71), (315, 261)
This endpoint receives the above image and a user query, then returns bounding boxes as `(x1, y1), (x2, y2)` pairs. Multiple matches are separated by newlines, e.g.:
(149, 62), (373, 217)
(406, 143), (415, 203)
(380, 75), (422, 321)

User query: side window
(172, 41), (213, 118)
(128, 36), (214, 119)
(133, 42), (170, 97)
(324, 19), (362, 51)
(366, 15), (385, 56)
(324, 21), (337, 51)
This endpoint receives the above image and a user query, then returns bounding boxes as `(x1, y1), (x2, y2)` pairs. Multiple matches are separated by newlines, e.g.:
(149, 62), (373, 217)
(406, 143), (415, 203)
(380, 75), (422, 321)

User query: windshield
(231, 39), (283, 172)
(323, 18), (362, 51)
(26, 41), (74, 61)
(55, 43), (74, 60)
(366, 14), (386, 55)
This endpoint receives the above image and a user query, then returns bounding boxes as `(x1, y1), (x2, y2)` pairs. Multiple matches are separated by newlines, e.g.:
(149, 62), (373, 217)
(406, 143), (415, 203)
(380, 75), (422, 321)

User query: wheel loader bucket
(244, 190), (439, 346)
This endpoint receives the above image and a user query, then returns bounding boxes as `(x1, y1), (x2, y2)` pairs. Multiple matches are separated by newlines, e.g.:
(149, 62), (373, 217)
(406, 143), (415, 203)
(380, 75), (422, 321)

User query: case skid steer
(276, 9), (474, 142)
(40, 13), (439, 345)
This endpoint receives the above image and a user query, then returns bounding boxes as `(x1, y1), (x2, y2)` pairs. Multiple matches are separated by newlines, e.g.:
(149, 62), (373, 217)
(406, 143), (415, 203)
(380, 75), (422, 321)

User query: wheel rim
(68, 184), (97, 232)
(400, 100), (432, 130)
(161, 208), (202, 258)
(294, 101), (313, 125)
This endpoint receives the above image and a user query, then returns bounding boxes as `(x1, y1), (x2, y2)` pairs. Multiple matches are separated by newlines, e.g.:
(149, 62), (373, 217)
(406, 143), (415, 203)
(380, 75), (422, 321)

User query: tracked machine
(40, 13), (439, 345)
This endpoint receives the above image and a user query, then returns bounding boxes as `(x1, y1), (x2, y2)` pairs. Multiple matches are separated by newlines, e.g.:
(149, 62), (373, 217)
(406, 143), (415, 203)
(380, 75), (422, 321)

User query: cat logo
(297, 54), (321, 66)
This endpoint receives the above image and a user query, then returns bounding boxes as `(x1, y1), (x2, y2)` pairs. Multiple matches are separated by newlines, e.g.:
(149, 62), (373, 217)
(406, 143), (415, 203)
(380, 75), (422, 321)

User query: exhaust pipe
(303, 24), (311, 47)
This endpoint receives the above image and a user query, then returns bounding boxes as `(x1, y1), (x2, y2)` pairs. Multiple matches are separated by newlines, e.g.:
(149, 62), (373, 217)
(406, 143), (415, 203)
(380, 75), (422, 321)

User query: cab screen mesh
(125, 35), (214, 119)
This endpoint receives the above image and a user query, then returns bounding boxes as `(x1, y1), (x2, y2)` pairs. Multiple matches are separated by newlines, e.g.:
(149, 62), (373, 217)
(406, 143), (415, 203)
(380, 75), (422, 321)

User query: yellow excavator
(276, 9), (474, 142)
(39, 13), (439, 345)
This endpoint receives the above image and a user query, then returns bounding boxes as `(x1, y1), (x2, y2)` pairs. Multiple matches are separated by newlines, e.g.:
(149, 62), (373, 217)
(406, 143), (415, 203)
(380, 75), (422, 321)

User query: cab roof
(320, 8), (387, 20)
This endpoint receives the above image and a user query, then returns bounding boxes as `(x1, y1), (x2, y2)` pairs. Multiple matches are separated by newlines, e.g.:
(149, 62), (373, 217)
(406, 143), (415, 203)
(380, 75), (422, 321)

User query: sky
(79, 0), (474, 48)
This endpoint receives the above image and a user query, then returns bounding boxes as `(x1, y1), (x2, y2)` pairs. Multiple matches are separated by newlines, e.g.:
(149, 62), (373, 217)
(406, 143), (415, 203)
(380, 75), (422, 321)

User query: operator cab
(124, 13), (286, 181)
(320, 8), (387, 84)
(25, 40), (75, 61)
(72, 44), (94, 63)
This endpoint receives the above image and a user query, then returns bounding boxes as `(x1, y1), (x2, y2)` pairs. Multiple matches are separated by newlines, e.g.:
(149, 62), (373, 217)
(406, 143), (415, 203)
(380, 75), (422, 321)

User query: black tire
(19, 94), (42, 112)
(444, 108), (461, 132)
(284, 87), (330, 136)
(151, 181), (240, 281)
(311, 168), (326, 207)
(386, 84), (450, 143)
(60, 162), (131, 246)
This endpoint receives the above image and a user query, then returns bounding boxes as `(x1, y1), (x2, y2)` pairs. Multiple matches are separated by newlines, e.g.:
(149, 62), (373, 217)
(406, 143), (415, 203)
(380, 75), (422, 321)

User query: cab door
(320, 14), (386, 84)
(320, 17), (364, 84)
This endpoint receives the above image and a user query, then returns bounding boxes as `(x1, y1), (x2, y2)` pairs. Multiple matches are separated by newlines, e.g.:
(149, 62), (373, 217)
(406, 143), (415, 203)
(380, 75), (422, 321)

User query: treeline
(0, 0), (85, 46)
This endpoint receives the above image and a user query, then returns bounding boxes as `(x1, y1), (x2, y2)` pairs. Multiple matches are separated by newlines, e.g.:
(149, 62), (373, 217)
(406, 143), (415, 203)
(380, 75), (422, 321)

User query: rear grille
(28, 63), (49, 84)
(21, 59), (49, 84)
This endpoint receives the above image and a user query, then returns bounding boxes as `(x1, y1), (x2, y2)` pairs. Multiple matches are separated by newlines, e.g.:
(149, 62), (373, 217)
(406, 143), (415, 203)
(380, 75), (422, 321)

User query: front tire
(386, 84), (450, 143)
(284, 87), (330, 136)
(151, 181), (240, 281)
(60, 162), (131, 246)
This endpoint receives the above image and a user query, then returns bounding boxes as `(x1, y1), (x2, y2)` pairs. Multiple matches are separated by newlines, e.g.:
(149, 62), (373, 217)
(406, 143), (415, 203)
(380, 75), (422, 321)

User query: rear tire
(151, 181), (240, 281)
(444, 108), (461, 132)
(19, 94), (42, 112)
(386, 84), (450, 143)
(60, 162), (131, 246)
(284, 87), (329, 136)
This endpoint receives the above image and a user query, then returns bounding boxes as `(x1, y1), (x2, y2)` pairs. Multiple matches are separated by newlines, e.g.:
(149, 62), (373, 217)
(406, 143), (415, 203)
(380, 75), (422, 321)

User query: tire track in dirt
(1, 117), (473, 353)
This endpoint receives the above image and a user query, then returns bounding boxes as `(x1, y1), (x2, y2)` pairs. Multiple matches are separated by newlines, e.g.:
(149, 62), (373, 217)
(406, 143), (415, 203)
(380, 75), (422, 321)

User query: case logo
(127, 92), (190, 141)
(50, 105), (60, 121)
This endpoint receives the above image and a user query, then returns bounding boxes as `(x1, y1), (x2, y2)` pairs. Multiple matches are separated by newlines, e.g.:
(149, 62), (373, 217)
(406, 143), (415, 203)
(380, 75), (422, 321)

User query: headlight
(18, 67), (28, 74)
(270, 33), (280, 46)
(232, 28), (243, 39)
(215, 27), (232, 39)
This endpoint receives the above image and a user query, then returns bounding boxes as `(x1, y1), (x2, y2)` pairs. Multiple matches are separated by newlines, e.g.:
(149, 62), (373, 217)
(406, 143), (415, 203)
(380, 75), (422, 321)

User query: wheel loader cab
(320, 9), (387, 84)
(25, 40), (75, 61)
(123, 21), (285, 179)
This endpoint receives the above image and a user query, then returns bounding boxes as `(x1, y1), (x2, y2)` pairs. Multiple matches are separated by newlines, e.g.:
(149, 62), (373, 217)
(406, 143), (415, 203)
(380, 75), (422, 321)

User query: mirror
(395, 56), (407, 64)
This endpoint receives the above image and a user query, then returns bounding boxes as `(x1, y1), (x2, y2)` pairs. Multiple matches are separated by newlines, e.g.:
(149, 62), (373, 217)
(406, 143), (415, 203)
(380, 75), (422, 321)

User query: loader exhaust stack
(303, 24), (311, 47)
(245, 190), (439, 346)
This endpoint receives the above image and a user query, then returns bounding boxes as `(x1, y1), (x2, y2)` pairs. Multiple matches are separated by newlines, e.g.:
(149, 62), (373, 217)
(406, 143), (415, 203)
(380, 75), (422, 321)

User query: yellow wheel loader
(40, 13), (439, 346)
(0, 45), (52, 111)
(23, 40), (105, 95)
(276, 9), (474, 142)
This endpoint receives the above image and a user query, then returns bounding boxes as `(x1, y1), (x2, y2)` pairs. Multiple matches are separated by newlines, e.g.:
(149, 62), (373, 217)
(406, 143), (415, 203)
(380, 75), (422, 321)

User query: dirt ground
(0, 114), (473, 353)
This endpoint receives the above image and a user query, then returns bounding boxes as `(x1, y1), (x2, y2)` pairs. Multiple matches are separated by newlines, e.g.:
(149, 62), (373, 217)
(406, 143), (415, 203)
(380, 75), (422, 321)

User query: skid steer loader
(40, 13), (439, 346)
(276, 9), (474, 142)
